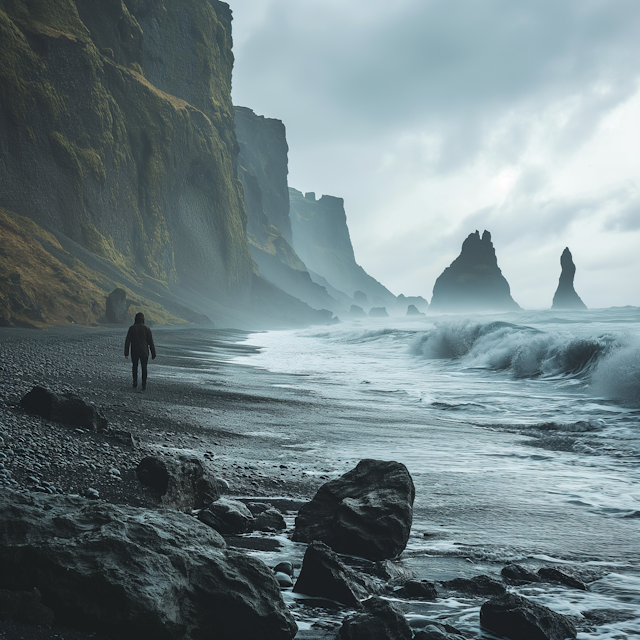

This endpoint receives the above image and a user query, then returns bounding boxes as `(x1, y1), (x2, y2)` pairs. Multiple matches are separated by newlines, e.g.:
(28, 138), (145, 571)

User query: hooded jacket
(124, 320), (156, 359)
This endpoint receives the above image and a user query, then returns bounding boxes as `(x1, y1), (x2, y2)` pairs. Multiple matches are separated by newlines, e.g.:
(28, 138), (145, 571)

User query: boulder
(442, 575), (506, 596)
(106, 288), (130, 323)
(368, 307), (389, 318)
(480, 592), (577, 640)
(430, 230), (520, 312)
(338, 596), (412, 640)
(199, 497), (255, 534)
(136, 455), (222, 512)
(406, 304), (426, 317)
(413, 622), (466, 640)
(254, 507), (287, 531)
(292, 459), (415, 561)
(349, 305), (368, 318)
(0, 588), (55, 627)
(0, 488), (297, 640)
(551, 248), (587, 310)
(537, 566), (588, 590)
(396, 579), (437, 600)
(293, 541), (372, 608)
(501, 564), (541, 584)
(20, 386), (107, 431)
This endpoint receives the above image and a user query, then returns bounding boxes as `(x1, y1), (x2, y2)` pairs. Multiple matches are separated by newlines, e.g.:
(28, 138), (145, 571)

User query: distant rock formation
(369, 307), (389, 318)
(106, 289), (130, 324)
(396, 294), (428, 314)
(289, 188), (395, 305)
(551, 248), (587, 310)
(406, 305), (425, 317)
(349, 305), (367, 318)
(430, 231), (520, 313)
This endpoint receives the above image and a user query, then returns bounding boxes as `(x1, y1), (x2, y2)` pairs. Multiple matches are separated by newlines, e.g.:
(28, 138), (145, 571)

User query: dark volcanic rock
(105, 288), (130, 323)
(0, 588), (55, 627)
(442, 575), (506, 596)
(136, 455), (221, 512)
(537, 566), (588, 590)
(254, 507), (287, 531)
(430, 230), (520, 312)
(199, 497), (255, 535)
(293, 541), (372, 608)
(551, 248), (587, 310)
(0, 488), (297, 640)
(369, 307), (389, 318)
(20, 386), (107, 432)
(396, 579), (438, 600)
(480, 592), (577, 640)
(338, 596), (412, 640)
(501, 563), (541, 584)
(292, 459), (415, 561)
(349, 305), (368, 318)
(413, 622), (466, 640)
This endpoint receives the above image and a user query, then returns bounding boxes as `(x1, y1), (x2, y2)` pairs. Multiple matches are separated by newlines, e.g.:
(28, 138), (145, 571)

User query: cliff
(234, 107), (340, 313)
(0, 0), (253, 325)
(289, 188), (395, 305)
(551, 248), (587, 310)
(430, 230), (520, 312)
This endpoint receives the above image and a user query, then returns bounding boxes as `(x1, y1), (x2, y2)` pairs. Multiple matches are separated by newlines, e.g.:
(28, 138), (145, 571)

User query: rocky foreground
(0, 327), (594, 640)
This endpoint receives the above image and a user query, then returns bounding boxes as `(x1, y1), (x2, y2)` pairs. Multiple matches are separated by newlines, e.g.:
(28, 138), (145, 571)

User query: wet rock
(255, 507), (287, 531)
(442, 574), (506, 596)
(368, 307), (389, 318)
(338, 596), (412, 640)
(246, 501), (271, 516)
(275, 572), (293, 588)
(349, 305), (367, 318)
(480, 592), (577, 640)
(293, 459), (415, 561)
(293, 541), (373, 608)
(84, 487), (99, 500)
(501, 563), (541, 584)
(199, 497), (255, 534)
(274, 561), (294, 577)
(0, 488), (297, 639)
(136, 455), (221, 512)
(538, 566), (588, 590)
(20, 386), (107, 432)
(396, 579), (437, 600)
(413, 622), (466, 640)
(0, 587), (55, 627)
(106, 288), (131, 324)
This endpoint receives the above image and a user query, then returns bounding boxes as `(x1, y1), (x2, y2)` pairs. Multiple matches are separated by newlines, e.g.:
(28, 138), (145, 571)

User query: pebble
(274, 572), (293, 588)
(273, 561), (294, 577)
(85, 488), (100, 499)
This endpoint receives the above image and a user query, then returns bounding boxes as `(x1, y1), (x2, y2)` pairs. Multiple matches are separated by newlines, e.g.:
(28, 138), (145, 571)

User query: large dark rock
(442, 575), (506, 596)
(537, 566), (588, 590)
(480, 592), (577, 640)
(254, 507), (287, 532)
(0, 488), (297, 640)
(106, 288), (130, 323)
(501, 564), (541, 585)
(396, 579), (437, 600)
(199, 498), (255, 535)
(338, 596), (412, 640)
(20, 386), (107, 432)
(136, 455), (222, 512)
(430, 230), (520, 312)
(413, 622), (466, 640)
(293, 459), (415, 561)
(406, 304), (426, 317)
(292, 541), (372, 608)
(551, 248), (587, 310)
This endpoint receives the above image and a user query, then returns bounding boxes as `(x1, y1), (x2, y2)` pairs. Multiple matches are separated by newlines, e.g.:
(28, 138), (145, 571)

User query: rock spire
(551, 248), (587, 309)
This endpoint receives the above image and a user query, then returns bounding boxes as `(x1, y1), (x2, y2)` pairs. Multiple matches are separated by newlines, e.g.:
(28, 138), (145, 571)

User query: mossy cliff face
(0, 0), (252, 303)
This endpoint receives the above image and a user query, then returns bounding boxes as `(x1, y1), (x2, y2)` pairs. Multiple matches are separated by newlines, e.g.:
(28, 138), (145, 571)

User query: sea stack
(551, 248), (587, 310)
(430, 230), (520, 312)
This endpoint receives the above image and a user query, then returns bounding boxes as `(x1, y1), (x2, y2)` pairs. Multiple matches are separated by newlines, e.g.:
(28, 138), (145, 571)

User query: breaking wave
(410, 320), (640, 401)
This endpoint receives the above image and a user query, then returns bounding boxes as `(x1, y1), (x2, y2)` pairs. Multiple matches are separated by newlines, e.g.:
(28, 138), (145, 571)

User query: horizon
(230, 0), (640, 309)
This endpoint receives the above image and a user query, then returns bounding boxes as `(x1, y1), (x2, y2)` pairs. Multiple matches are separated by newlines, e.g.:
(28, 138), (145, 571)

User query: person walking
(124, 312), (156, 391)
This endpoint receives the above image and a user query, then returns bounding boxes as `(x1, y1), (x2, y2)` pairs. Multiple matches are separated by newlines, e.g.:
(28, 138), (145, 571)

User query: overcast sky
(230, 0), (640, 308)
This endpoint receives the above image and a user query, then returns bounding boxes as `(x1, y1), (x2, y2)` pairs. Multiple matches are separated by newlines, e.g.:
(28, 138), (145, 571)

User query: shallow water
(160, 309), (640, 638)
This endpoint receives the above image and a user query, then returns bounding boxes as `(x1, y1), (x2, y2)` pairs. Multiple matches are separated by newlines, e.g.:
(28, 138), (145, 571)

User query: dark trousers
(132, 355), (149, 385)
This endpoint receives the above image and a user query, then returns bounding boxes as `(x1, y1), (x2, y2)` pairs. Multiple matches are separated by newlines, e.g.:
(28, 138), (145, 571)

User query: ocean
(159, 308), (640, 638)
